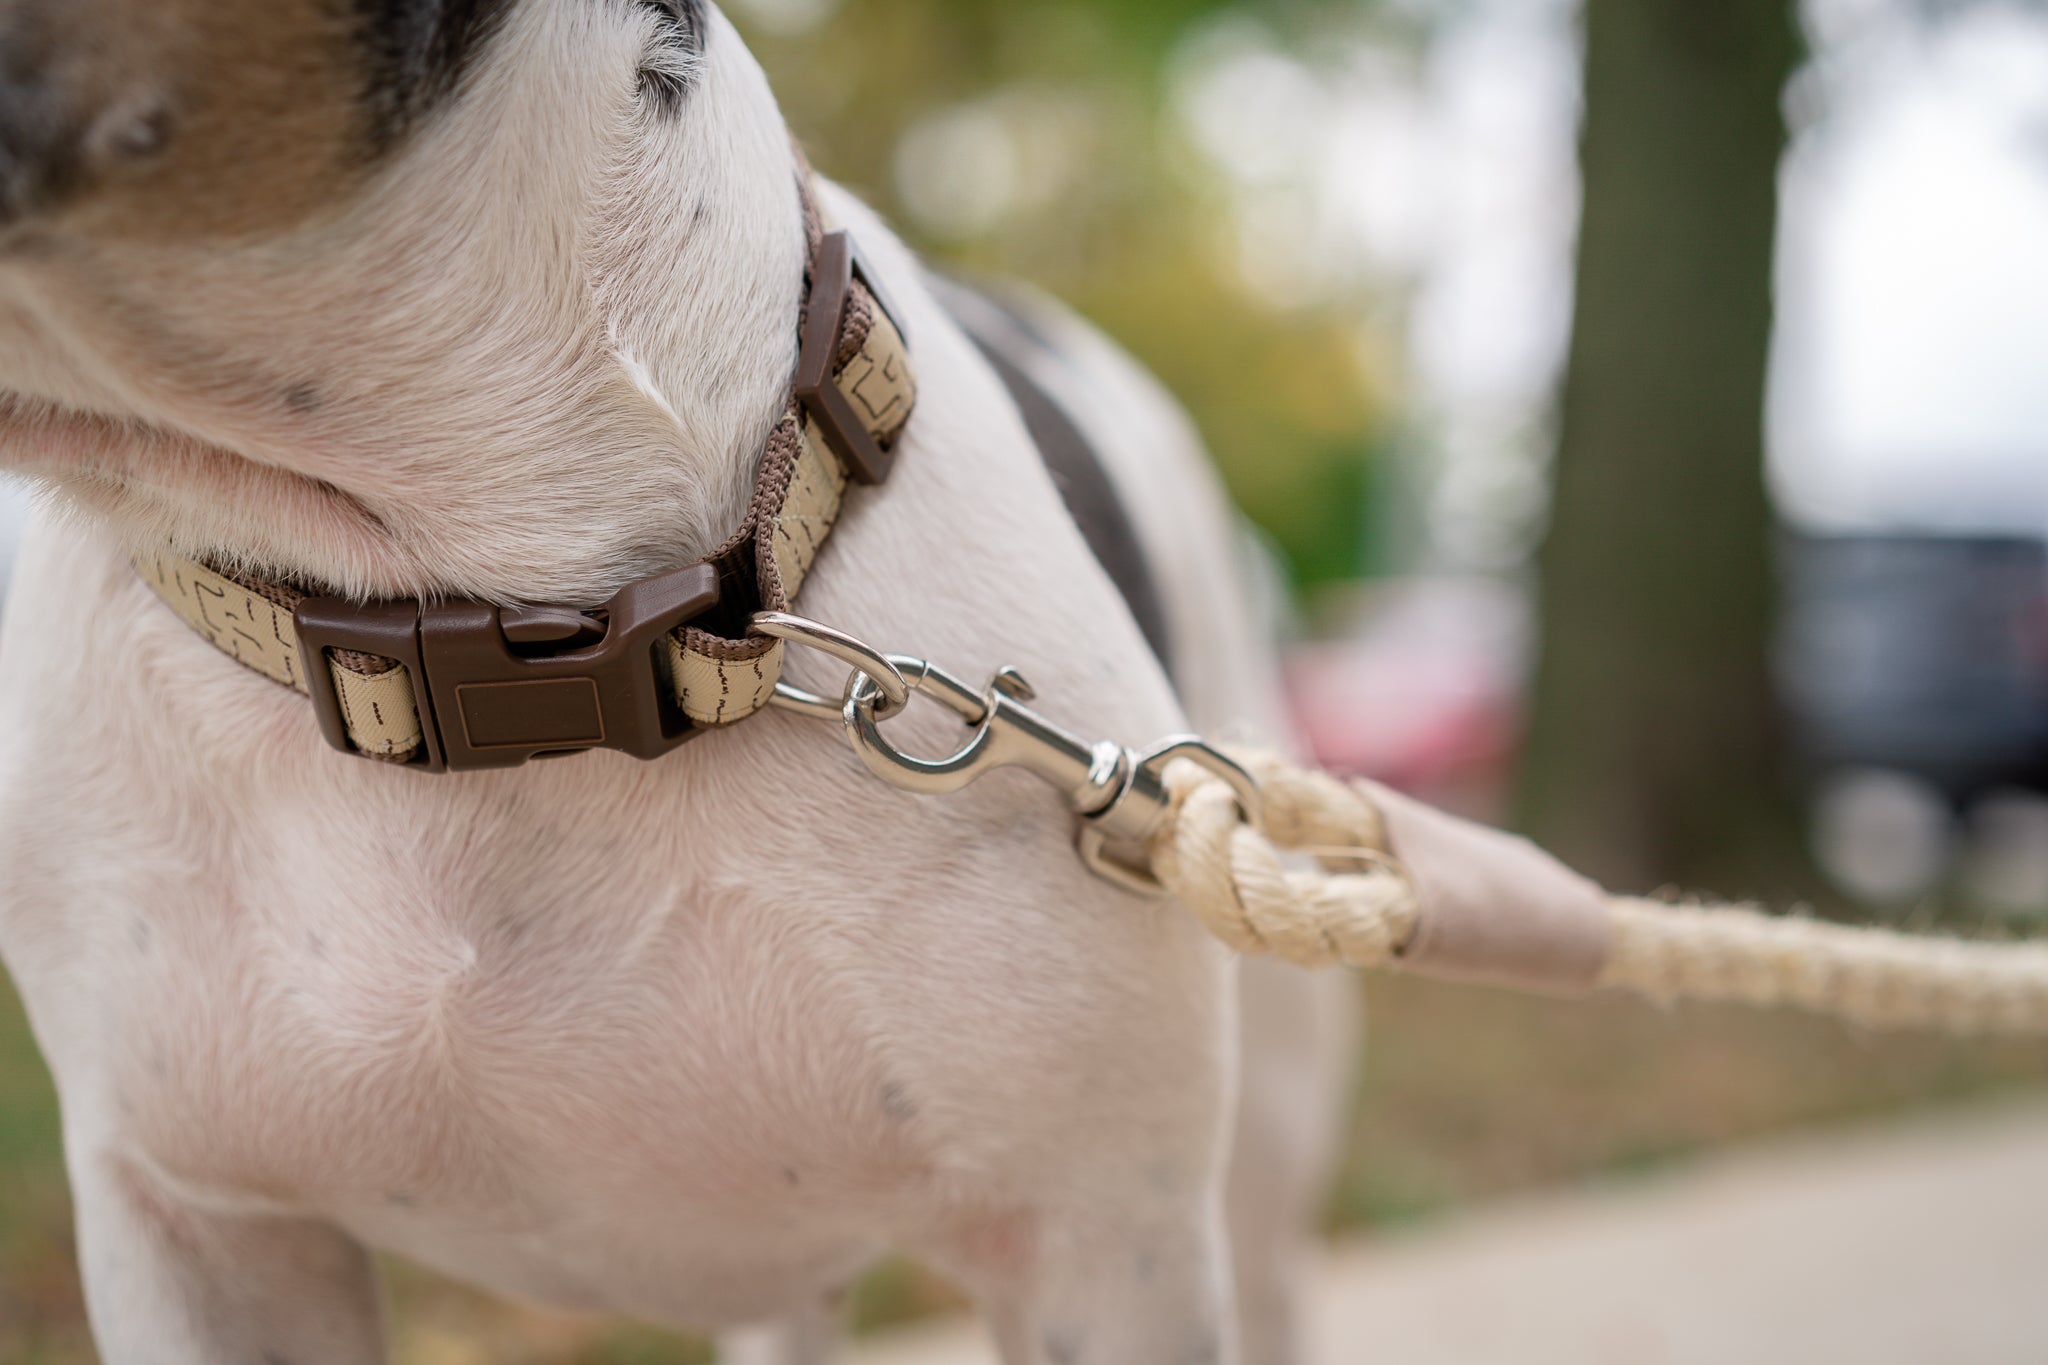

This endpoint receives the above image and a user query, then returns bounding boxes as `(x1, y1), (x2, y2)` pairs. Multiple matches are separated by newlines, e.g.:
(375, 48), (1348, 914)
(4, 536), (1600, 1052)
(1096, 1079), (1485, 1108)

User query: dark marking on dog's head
(283, 383), (323, 414)
(0, 0), (709, 243)
(637, 0), (708, 52)
(633, 0), (707, 114)
(350, 0), (521, 151)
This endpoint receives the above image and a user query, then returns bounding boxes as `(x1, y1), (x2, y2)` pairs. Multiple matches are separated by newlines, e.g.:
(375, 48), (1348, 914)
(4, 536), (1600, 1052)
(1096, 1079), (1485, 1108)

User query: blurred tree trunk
(1519, 0), (1809, 899)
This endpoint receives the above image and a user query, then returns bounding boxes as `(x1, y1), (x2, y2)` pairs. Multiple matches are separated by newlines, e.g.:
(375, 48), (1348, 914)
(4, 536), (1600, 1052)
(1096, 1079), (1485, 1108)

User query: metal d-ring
(752, 611), (913, 721)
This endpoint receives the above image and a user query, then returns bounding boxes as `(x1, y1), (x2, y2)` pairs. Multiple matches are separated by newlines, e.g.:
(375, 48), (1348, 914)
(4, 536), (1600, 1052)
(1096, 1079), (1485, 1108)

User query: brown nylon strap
(133, 181), (915, 766)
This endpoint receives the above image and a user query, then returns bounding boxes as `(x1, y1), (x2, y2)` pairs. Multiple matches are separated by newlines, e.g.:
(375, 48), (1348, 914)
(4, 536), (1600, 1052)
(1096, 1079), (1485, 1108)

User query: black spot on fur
(638, 0), (707, 51)
(283, 383), (322, 414)
(350, 0), (520, 151)
(634, 0), (708, 113)
(879, 1082), (917, 1122)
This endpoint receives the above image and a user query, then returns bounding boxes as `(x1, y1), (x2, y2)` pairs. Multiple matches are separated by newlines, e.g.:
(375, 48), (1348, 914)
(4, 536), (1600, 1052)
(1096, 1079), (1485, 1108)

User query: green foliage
(0, 978), (82, 1365)
(742, 0), (1389, 588)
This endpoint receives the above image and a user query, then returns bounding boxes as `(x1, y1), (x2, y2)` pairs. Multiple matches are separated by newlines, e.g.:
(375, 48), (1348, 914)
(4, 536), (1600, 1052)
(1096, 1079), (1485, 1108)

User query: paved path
(853, 1100), (2048, 1364)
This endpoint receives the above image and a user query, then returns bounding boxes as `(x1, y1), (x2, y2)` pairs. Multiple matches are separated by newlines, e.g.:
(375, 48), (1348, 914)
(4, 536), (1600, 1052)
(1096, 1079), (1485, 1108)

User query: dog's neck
(0, 5), (808, 607)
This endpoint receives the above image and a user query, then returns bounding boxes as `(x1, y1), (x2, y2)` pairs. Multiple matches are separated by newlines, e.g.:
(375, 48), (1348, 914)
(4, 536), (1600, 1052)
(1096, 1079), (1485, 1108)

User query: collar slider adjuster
(795, 230), (907, 486)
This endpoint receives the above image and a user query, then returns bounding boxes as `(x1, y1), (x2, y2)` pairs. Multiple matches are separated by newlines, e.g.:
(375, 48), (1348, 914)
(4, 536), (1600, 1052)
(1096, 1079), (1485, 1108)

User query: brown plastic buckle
(293, 563), (721, 773)
(795, 230), (908, 486)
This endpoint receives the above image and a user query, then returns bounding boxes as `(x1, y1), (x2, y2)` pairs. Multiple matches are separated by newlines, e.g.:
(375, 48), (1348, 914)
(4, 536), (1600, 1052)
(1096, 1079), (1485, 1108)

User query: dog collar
(134, 198), (916, 773)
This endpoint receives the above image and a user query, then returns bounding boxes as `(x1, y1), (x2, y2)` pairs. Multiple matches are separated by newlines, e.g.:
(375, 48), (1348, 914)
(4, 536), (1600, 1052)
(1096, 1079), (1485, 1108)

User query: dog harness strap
(930, 275), (1177, 677)
(132, 186), (916, 772)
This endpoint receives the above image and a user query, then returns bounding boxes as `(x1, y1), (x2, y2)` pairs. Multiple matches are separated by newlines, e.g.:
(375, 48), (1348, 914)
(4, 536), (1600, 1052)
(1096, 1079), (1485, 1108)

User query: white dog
(0, 3), (1359, 1361)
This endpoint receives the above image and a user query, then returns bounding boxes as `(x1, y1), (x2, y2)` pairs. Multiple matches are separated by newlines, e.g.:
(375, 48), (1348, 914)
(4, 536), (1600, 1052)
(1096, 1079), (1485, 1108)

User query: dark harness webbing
(935, 278), (1177, 677)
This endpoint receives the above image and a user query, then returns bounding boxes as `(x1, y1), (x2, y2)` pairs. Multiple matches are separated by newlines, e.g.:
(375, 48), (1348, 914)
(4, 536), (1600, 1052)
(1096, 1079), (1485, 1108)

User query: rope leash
(765, 620), (2048, 1040)
(1153, 754), (2048, 1037)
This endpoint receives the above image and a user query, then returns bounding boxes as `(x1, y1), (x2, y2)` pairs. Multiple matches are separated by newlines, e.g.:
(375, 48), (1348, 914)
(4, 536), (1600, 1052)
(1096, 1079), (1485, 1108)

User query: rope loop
(1152, 754), (1419, 972)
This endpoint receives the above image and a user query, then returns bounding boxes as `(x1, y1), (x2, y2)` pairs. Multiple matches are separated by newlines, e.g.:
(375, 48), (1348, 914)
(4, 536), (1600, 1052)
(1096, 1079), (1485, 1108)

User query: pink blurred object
(1284, 578), (1531, 819)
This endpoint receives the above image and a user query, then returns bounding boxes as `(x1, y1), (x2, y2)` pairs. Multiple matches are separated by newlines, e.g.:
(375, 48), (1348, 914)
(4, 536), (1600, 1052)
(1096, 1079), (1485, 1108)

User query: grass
(7, 969), (2048, 1363)
(0, 981), (84, 1365)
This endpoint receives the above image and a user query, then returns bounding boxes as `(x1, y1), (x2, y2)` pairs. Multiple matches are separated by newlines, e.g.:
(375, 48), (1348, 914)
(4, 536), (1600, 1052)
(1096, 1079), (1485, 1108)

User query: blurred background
(7, 0), (2048, 1357)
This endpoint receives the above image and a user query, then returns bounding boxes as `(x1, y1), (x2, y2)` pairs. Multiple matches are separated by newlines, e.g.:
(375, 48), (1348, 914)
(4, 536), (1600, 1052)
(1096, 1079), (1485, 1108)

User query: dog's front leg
(1227, 961), (1362, 1365)
(70, 1148), (386, 1365)
(989, 1213), (1236, 1365)
(960, 1203), (1238, 1365)
(718, 1302), (843, 1365)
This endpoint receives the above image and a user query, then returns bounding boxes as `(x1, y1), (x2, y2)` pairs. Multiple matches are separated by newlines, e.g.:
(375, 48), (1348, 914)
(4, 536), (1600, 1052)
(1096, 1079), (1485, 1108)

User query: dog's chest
(57, 754), (944, 1317)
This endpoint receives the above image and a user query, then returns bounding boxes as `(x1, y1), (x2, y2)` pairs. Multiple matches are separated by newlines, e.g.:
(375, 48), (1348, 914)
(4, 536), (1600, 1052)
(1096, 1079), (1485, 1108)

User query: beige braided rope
(1150, 754), (2048, 1037)
(1603, 899), (2048, 1034)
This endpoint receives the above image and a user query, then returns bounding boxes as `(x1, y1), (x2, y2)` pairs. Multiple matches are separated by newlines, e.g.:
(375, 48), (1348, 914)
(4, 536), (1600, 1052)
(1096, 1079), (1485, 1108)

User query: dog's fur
(0, 4), (1355, 1361)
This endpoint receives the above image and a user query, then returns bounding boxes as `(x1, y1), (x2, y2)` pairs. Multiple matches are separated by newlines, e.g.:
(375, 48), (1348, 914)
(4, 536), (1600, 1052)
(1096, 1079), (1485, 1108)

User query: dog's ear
(636, 0), (707, 46)
(632, 0), (708, 113)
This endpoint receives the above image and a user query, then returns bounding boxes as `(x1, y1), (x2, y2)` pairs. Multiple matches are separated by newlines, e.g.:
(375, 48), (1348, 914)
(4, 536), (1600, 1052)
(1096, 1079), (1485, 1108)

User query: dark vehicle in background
(1780, 534), (2048, 908)
(1781, 535), (2048, 799)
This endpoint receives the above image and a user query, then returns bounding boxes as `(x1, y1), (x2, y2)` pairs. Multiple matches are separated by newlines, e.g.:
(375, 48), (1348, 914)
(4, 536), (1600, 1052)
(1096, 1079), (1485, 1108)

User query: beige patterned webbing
(133, 552), (426, 760)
